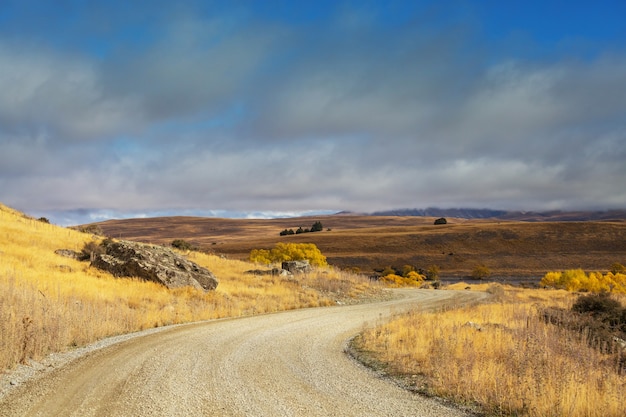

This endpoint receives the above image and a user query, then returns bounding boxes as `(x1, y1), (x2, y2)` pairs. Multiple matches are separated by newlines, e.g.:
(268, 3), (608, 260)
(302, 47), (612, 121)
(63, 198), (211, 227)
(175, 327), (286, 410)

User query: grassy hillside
(353, 284), (626, 417)
(0, 204), (380, 372)
(94, 215), (626, 278)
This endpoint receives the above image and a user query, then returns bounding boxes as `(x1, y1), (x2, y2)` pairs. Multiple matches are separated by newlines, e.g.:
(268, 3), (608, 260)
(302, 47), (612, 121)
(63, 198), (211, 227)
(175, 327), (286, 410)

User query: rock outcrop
(281, 260), (312, 274)
(244, 268), (291, 277)
(90, 240), (218, 291)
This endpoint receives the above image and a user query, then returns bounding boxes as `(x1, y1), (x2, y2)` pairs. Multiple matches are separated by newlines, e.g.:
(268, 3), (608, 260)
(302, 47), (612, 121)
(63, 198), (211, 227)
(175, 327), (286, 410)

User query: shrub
(541, 269), (626, 293)
(37, 217), (50, 224)
(81, 239), (106, 261)
(249, 242), (327, 267)
(426, 265), (440, 281)
(171, 239), (194, 251)
(381, 273), (423, 287)
(471, 264), (491, 280)
(610, 262), (626, 275)
(76, 224), (104, 236)
(572, 293), (622, 318)
(434, 217), (447, 225)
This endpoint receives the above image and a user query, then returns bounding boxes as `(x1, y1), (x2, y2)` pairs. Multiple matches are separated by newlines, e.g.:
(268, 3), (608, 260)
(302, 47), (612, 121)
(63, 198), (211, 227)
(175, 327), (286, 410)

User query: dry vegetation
(4, 203), (626, 415)
(0, 204), (381, 373)
(94, 215), (626, 278)
(352, 283), (626, 417)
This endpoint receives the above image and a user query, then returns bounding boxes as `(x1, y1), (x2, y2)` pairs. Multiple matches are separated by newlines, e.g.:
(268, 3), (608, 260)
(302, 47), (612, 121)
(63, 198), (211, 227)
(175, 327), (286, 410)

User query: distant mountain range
(369, 208), (626, 221)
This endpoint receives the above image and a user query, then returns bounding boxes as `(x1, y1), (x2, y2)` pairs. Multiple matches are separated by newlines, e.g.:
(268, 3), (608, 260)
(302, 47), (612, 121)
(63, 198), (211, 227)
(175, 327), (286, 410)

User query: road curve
(0, 289), (486, 417)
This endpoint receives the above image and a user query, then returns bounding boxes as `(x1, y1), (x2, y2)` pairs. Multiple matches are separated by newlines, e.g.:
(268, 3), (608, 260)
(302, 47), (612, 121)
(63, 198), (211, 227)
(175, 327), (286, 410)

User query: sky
(1, 0), (625, 225)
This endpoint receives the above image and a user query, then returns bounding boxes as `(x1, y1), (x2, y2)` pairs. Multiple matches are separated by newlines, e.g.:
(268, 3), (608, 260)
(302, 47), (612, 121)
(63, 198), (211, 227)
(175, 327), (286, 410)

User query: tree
(311, 221), (323, 232)
(249, 243), (327, 266)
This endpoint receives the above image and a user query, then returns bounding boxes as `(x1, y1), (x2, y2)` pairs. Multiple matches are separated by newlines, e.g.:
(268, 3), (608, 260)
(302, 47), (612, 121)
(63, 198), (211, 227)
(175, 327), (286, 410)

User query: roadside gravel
(0, 289), (486, 417)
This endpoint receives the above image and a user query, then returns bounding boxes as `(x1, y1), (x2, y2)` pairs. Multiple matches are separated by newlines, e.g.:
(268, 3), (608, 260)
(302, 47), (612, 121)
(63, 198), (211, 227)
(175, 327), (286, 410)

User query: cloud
(1, 2), (626, 225)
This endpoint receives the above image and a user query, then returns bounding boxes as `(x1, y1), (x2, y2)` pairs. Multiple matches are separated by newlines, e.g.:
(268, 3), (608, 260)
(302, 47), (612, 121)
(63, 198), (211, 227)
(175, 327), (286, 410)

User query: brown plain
(93, 214), (626, 279)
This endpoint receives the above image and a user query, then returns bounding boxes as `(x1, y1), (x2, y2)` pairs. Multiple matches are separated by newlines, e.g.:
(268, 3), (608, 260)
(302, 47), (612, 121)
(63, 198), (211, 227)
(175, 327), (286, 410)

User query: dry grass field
(353, 283), (626, 417)
(0, 204), (381, 373)
(4, 202), (625, 416)
(94, 214), (626, 279)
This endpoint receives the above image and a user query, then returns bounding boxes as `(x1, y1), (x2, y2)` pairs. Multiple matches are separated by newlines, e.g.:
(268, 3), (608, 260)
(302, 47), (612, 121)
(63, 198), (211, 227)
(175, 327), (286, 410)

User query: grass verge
(350, 283), (626, 417)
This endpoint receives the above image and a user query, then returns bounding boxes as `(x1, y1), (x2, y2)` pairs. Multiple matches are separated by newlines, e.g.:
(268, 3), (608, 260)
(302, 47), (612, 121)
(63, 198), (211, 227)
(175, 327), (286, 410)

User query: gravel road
(0, 289), (486, 417)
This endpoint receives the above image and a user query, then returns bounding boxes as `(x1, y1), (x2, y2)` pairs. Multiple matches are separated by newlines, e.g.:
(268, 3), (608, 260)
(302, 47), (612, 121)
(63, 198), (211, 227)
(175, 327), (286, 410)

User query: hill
(0, 203), (377, 373)
(371, 207), (626, 221)
(91, 214), (626, 279)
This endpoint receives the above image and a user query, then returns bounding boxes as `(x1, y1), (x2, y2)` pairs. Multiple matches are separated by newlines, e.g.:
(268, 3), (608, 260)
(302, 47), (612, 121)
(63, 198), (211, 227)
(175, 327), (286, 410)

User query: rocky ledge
(89, 240), (218, 291)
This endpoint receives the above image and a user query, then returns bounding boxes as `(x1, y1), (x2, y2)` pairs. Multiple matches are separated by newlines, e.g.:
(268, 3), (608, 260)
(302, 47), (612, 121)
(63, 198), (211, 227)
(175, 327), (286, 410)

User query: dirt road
(1, 289), (486, 417)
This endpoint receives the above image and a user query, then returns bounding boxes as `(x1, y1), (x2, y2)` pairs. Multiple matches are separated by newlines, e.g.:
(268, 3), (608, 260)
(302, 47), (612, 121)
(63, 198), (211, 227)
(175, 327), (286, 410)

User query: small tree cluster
(541, 268), (626, 293)
(376, 264), (425, 287)
(280, 221), (324, 236)
(249, 242), (327, 267)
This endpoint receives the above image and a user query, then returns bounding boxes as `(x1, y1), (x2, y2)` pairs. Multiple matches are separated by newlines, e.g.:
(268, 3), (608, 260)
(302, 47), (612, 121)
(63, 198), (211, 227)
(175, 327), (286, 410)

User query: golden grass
(354, 284), (625, 417)
(0, 204), (381, 372)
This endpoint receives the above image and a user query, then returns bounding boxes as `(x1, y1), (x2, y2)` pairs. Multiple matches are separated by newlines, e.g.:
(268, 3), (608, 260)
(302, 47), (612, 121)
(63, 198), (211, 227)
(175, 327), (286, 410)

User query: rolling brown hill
(89, 214), (626, 281)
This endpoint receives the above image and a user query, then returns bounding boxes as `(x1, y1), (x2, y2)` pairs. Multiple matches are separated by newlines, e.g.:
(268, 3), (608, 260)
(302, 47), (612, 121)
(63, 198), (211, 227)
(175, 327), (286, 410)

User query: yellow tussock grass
(1, 204), (380, 372)
(356, 285), (625, 417)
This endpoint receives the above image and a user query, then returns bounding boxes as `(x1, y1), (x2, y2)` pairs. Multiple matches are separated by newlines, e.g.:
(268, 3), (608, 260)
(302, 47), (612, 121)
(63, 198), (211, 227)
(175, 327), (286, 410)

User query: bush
(434, 217), (447, 225)
(572, 293), (622, 317)
(76, 224), (104, 236)
(541, 269), (626, 293)
(37, 217), (50, 224)
(249, 242), (327, 267)
(426, 265), (440, 281)
(81, 240), (106, 261)
(471, 265), (491, 280)
(572, 293), (626, 335)
(610, 262), (626, 275)
(171, 239), (194, 251)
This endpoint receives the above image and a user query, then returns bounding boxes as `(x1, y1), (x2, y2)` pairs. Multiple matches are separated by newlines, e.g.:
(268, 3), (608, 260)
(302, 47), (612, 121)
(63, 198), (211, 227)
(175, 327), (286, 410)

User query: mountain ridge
(369, 208), (626, 221)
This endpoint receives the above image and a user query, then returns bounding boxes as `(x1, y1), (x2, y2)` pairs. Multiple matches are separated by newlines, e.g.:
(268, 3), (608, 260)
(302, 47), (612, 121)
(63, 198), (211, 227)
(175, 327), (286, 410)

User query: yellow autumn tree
(541, 268), (626, 293)
(249, 243), (327, 267)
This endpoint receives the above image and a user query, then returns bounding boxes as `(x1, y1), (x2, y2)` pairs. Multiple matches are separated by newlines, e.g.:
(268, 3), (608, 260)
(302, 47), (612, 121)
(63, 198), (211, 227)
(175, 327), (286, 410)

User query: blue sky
(1, 1), (625, 225)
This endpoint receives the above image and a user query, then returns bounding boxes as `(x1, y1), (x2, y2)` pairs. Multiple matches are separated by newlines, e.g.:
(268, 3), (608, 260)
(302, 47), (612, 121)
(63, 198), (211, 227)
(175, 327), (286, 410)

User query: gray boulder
(281, 260), (312, 274)
(245, 268), (291, 277)
(91, 240), (218, 291)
